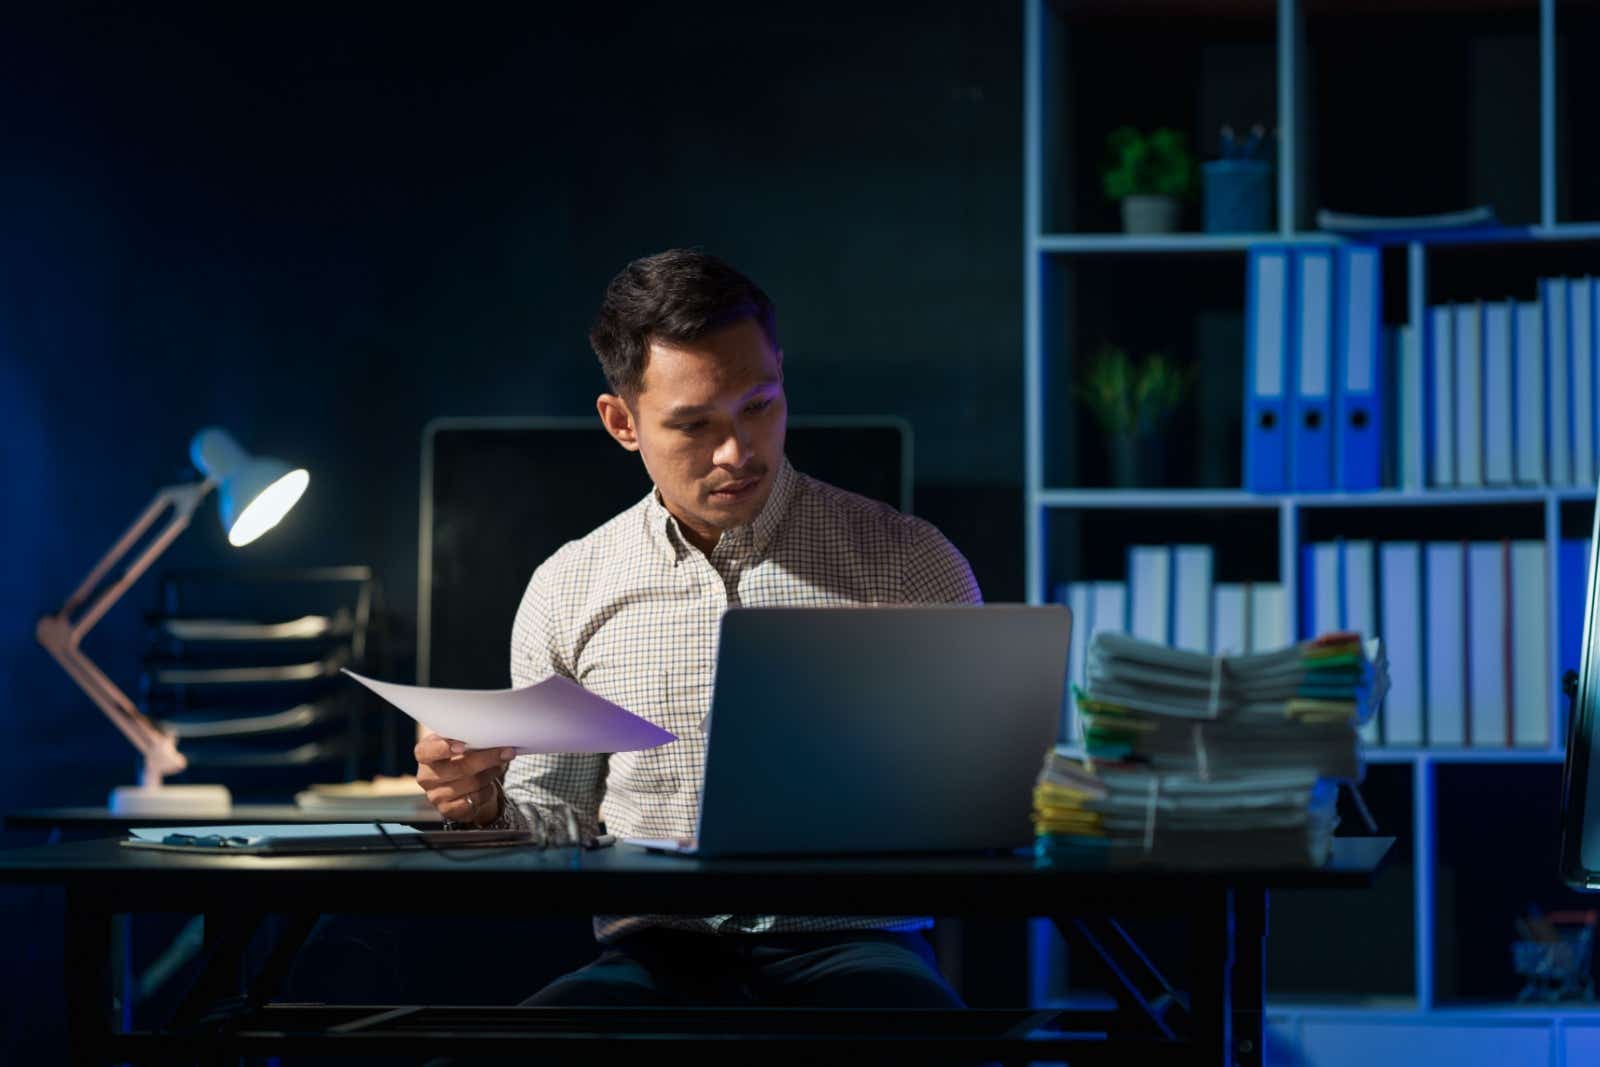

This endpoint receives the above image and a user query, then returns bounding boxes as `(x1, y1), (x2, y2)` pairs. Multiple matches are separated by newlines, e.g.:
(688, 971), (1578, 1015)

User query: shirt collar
(645, 487), (687, 564)
(644, 456), (798, 564)
(749, 456), (797, 554)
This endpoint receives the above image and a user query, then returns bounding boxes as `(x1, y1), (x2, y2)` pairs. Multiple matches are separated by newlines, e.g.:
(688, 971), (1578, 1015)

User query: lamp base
(109, 783), (233, 817)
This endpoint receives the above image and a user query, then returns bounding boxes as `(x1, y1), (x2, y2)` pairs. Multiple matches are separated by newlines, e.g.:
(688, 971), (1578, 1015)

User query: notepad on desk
(121, 823), (534, 854)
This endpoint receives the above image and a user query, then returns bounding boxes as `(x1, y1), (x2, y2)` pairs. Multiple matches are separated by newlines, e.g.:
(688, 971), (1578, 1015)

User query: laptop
(627, 604), (1070, 858)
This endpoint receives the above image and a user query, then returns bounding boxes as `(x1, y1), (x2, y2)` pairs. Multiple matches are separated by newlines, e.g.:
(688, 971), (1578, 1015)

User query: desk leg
(167, 911), (318, 1031)
(1231, 888), (1266, 1067)
(245, 911), (319, 1010)
(1050, 915), (1183, 1039)
(1189, 887), (1266, 1067)
(64, 888), (112, 1067)
(169, 910), (266, 1029)
(111, 913), (132, 1034)
(1189, 887), (1234, 1067)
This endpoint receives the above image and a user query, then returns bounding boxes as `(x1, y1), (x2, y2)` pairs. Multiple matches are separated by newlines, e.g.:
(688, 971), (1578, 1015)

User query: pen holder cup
(1202, 160), (1271, 234)
(1512, 929), (1597, 1003)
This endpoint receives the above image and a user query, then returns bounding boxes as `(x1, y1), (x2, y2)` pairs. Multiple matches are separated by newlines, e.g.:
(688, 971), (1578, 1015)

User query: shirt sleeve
(469, 554), (609, 843)
(903, 517), (984, 606)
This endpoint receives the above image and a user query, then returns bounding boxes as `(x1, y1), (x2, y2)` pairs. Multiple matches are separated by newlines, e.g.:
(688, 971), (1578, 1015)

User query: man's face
(598, 317), (787, 548)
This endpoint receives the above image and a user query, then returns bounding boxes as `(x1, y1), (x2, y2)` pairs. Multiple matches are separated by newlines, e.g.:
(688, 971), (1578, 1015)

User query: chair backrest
(418, 415), (912, 688)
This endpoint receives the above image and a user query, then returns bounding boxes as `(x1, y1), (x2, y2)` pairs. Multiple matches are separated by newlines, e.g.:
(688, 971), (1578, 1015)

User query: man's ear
(596, 393), (641, 452)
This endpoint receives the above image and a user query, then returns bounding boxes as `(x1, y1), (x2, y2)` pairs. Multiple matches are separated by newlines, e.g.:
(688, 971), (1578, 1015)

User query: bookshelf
(1023, 0), (1600, 1060)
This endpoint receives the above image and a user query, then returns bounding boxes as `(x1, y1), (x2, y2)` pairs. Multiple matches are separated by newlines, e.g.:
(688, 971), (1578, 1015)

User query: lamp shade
(189, 428), (309, 546)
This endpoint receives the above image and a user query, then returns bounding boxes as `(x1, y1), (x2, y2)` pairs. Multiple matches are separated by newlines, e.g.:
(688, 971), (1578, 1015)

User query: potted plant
(1078, 344), (1192, 486)
(1102, 126), (1197, 235)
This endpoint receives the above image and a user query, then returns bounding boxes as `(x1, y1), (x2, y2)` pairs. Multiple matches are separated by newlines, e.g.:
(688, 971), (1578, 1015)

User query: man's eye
(746, 398), (773, 413)
(676, 421), (707, 433)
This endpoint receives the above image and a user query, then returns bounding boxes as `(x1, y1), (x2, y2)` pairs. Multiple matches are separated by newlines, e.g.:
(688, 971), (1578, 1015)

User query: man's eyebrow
(663, 404), (714, 420)
(662, 382), (780, 420)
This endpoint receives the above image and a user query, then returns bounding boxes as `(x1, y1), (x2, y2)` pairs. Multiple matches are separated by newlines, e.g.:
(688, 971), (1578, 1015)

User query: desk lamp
(35, 427), (309, 816)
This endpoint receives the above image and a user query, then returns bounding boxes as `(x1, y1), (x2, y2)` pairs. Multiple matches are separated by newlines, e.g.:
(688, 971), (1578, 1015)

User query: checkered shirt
(484, 455), (982, 942)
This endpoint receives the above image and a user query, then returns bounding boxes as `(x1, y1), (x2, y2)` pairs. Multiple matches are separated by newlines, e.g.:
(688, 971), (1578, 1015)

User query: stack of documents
(1033, 754), (1339, 868)
(1034, 631), (1386, 867)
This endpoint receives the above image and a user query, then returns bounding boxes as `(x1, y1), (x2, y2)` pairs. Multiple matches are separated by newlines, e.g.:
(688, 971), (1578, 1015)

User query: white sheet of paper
(342, 669), (676, 753)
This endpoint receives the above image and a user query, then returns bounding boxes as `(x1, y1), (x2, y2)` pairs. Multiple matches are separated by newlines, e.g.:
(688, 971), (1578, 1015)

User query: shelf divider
(1415, 755), (1435, 1012)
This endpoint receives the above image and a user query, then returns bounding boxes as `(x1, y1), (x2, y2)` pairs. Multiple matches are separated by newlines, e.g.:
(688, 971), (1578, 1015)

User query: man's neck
(681, 525), (721, 556)
(659, 498), (722, 556)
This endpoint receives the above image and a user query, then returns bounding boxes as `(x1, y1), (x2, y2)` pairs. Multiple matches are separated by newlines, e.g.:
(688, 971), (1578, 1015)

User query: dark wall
(0, 4), (1023, 1053)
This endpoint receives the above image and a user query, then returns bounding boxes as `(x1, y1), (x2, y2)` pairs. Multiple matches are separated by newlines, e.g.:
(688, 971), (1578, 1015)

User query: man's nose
(713, 427), (753, 467)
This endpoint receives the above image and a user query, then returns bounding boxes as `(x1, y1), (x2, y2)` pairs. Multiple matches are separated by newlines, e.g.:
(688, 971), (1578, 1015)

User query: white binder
(1379, 542), (1424, 747)
(1454, 303), (1484, 488)
(1514, 300), (1546, 485)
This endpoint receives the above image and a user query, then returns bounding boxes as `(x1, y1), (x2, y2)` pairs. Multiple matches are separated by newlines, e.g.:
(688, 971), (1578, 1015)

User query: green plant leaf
(1100, 126), (1197, 202)
(1078, 345), (1193, 438)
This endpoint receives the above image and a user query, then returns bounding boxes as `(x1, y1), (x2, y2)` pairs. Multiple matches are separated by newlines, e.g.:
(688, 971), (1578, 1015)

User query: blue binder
(1292, 246), (1336, 491)
(1299, 543), (1317, 641)
(1335, 245), (1383, 490)
(1245, 247), (1291, 492)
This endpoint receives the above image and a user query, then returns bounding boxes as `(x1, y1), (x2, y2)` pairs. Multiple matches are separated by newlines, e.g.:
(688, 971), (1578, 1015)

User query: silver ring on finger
(465, 793), (476, 816)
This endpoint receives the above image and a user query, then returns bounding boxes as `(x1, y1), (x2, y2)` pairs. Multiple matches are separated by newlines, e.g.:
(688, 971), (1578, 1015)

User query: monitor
(418, 415), (912, 688)
(1561, 488), (1600, 890)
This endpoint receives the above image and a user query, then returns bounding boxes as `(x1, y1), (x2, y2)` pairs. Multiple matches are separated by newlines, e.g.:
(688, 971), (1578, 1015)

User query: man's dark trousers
(523, 927), (965, 1009)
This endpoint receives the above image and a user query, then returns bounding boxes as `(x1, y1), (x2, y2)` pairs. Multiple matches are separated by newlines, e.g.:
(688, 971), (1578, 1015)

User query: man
(415, 248), (981, 1009)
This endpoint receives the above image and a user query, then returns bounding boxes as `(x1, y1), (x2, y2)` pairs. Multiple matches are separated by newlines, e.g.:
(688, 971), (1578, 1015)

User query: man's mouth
(709, 476), (761, 501)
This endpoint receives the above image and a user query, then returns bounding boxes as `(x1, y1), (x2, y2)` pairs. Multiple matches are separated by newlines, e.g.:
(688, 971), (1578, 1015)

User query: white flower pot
(1121, 195), (1181, 235)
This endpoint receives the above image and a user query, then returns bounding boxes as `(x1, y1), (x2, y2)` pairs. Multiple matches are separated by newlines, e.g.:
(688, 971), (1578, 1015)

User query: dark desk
(0, 835), (1392, 1065)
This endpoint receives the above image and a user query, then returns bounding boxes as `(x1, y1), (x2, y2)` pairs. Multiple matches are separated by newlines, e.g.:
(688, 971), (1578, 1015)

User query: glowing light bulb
(228, 469), (309, 546)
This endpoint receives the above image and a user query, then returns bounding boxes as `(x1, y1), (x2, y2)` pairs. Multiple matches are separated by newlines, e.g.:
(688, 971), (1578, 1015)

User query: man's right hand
(414, 732), (516, 826)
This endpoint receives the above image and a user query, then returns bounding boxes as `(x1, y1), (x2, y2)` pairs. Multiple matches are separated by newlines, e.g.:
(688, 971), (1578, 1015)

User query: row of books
(1055, 537), (1589, 750)
(1055, 543), (1288, 659)
(1034, 631), (1386, 867)
(1303, 538), (1585, 750)
(1243, 241), (1600, 492)
(1403, 280), (1600, 490)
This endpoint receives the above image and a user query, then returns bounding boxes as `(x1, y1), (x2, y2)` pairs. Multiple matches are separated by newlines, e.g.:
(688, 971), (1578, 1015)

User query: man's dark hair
(589, 249), (779, 399)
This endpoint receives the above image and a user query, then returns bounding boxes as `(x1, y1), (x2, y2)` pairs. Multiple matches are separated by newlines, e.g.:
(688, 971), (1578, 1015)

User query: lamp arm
(35, 479), (217, 781)
(62, 480), (215, 636)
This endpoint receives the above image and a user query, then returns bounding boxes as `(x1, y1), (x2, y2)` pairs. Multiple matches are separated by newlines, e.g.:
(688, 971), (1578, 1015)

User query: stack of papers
(1034, 631), (1386, 868)
(1082, 630), (1388, 722)
(1033, 751), (1339, 868)
(1076, 631), (1388, 778)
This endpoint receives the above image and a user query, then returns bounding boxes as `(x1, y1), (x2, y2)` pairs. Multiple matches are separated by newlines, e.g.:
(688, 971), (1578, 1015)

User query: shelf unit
(1039, 224), (1600, 255)
(1023, 0), (1600, 1057)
